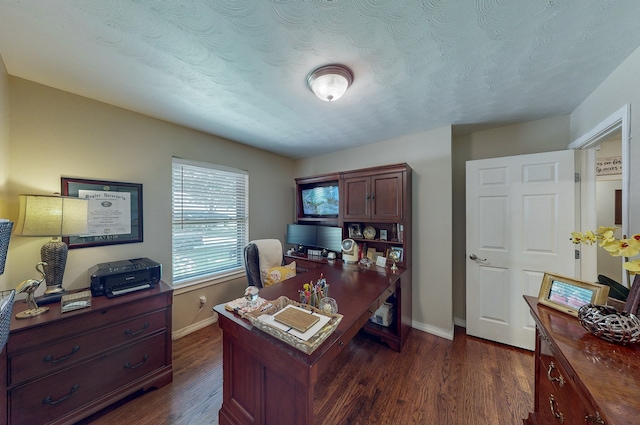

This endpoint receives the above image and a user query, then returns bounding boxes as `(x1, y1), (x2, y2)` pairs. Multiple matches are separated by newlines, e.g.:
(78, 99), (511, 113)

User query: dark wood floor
(79, 324), (534, 425)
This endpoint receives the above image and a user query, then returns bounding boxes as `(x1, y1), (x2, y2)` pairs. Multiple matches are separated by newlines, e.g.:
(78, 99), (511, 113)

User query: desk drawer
(9, 332), (166, 425)
(9, 309), (167, 385)
(8, 295), (168, 353)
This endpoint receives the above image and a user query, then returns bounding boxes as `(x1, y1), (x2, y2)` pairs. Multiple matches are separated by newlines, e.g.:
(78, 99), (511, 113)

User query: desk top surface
(215, 262), (407, 365)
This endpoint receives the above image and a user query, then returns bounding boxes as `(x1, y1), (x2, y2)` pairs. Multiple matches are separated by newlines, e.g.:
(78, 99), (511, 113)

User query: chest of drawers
(524, 295), (640, 425)
(0, 282), (173, 425)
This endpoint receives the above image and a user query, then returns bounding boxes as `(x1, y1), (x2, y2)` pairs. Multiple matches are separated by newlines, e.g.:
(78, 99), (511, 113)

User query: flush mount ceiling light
(307, 64), (353, 102)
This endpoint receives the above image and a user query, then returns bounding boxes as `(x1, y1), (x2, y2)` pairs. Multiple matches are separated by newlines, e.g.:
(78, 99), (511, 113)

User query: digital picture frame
(537, 272), (610, 317)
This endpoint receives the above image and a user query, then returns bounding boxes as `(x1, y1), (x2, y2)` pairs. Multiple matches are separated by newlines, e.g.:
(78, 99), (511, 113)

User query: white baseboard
(453, 316), (466, 328)
(411, 320), (454, 340)
(172, 313), (218, 340)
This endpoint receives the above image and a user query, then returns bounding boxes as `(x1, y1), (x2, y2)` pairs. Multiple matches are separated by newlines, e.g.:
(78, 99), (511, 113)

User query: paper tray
(245, 296), (343, 355)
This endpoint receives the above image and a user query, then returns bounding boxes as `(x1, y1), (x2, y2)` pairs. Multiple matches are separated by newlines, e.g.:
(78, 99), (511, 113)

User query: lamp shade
(307, 65), (353, 102)
(15, 195), (88, 237)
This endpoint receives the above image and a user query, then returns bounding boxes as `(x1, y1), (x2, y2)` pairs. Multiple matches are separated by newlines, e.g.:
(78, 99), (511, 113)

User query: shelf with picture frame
(344, 221), (408, 268)
(295, 162), (412, 351)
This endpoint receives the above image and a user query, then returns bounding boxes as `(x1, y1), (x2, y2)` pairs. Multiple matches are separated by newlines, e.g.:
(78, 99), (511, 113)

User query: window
(172, 158), (248, 284)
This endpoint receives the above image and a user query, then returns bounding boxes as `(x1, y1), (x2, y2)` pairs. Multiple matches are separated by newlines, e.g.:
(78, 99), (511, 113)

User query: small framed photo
(348, 223), (362, 238)
(380, 229), (388, 241)
(390, 246), (403, 263)
(375, 256), (387, 267)
(537, 272), (610, 317)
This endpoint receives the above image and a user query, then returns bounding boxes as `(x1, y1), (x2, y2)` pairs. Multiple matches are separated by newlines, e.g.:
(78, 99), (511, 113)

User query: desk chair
(243, 239), (286, 288)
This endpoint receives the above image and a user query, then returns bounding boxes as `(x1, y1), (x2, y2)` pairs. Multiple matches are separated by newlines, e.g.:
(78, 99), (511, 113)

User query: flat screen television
(301, 186), (339, 217)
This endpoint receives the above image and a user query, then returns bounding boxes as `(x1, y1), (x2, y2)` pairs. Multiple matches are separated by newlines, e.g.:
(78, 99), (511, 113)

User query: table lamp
(14, 195), (88, 304)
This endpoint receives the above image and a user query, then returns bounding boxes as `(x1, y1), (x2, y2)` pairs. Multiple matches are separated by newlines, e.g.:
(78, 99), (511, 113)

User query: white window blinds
(172, 158), (248, 284)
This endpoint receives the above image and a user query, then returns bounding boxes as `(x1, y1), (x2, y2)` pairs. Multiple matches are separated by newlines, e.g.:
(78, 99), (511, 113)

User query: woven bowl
(578, 304), (640, 344)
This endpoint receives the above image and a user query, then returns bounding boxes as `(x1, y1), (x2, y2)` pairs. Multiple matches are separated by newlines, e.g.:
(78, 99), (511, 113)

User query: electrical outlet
(199, 295), (206, 307)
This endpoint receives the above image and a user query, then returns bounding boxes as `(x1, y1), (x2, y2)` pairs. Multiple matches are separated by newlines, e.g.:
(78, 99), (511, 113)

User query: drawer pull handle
(42, 384), (79, 406)
(43, 345), (80, 364)
(549, 394), (565, 423)
(124, 322), (150, 336)
(547, 362), (565, 387)
(585, 412), (605, 424)
(124, 354), (149, 370)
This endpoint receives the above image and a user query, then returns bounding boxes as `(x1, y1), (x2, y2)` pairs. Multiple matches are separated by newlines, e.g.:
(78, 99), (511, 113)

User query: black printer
(89, 257), (161, 298)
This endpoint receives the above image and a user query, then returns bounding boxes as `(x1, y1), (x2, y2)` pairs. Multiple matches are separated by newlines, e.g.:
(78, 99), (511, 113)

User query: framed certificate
(61, 178), (143, 248)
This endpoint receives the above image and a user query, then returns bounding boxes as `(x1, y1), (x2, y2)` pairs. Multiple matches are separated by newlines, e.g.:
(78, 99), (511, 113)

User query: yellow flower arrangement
(571, 226), (640, 274)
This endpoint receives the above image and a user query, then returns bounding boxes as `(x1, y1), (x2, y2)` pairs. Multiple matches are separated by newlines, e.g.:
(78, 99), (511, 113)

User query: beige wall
(3, 39), (637, 339)
(451, 115), (571, 322)
(0, 57), (9, 288)
(570, 44), (640, 236)
(2, 75), (295, 334)
(295, 126), (455, 337)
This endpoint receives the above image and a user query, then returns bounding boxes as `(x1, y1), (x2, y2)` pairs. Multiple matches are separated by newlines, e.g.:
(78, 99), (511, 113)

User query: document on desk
(257, 305), (331, 341)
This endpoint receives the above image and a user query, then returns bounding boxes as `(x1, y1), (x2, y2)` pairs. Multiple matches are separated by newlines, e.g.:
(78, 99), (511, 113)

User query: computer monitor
(316, 226), (343, 253)
(286, 224), (317, 248)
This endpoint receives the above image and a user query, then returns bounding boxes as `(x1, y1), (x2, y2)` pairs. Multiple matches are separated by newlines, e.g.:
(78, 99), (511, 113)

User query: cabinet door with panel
(342, 175), (370, 220)
(370, 172), (403, 221)
(343, 172), (403, 222)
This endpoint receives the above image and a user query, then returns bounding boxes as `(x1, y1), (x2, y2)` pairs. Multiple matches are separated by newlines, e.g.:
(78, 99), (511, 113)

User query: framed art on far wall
(61, 177), (143, 248)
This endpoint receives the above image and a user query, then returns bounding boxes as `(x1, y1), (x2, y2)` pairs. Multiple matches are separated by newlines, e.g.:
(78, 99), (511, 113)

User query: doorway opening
(568, 105), (631, 286)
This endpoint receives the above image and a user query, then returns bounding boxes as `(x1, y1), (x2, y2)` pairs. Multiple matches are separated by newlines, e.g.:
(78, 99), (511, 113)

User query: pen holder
(299, 284), (329, 308)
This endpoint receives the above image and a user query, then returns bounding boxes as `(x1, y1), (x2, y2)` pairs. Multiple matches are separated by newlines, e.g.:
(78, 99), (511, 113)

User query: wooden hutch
(288, 162), (412, 351)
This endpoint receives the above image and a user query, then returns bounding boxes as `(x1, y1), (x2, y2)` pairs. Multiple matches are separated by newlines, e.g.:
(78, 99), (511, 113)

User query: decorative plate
(363, 226), (376, 240)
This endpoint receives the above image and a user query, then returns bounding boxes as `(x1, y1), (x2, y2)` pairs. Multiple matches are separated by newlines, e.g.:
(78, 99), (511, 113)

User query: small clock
(363, 226), (376, 240)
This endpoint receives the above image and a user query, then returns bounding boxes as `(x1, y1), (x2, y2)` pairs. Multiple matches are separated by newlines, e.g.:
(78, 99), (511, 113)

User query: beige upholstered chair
(243, 239), (285, 288)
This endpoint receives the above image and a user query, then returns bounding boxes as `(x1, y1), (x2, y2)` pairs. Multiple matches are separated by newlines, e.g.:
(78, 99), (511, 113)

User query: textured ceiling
(1, 1), (640, 159)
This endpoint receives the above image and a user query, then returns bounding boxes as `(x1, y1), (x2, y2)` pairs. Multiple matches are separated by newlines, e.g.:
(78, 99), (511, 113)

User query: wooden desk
(214, 262), (411, 425)
(524, 295), (640, 425)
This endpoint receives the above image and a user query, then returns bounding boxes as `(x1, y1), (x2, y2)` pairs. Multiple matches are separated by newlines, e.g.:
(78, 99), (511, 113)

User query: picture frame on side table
(537, 272), (610, 317)
(61, 177), (143, 248)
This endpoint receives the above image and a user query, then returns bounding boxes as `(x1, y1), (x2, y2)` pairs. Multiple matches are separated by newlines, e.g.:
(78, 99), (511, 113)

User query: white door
(466, 150), (577, 350)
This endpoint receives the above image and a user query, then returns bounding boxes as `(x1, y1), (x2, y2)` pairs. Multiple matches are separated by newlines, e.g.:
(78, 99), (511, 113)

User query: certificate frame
(61, 177), (143, 248)
(537, 272), (610, 317)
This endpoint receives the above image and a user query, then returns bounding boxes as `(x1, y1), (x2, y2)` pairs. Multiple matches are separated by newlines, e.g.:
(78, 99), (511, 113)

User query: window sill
(171, 270), (246, 295)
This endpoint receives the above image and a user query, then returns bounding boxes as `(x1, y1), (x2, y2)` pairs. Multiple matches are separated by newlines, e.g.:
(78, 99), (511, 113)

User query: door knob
(469, 254), (487, 261)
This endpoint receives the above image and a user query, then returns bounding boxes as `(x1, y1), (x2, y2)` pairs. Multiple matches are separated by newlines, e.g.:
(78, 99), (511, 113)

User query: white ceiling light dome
(307, 65), (353, 102)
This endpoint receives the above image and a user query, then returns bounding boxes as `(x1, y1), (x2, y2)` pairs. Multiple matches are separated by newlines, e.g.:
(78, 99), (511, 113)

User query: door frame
(568, 104), (631, 286)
